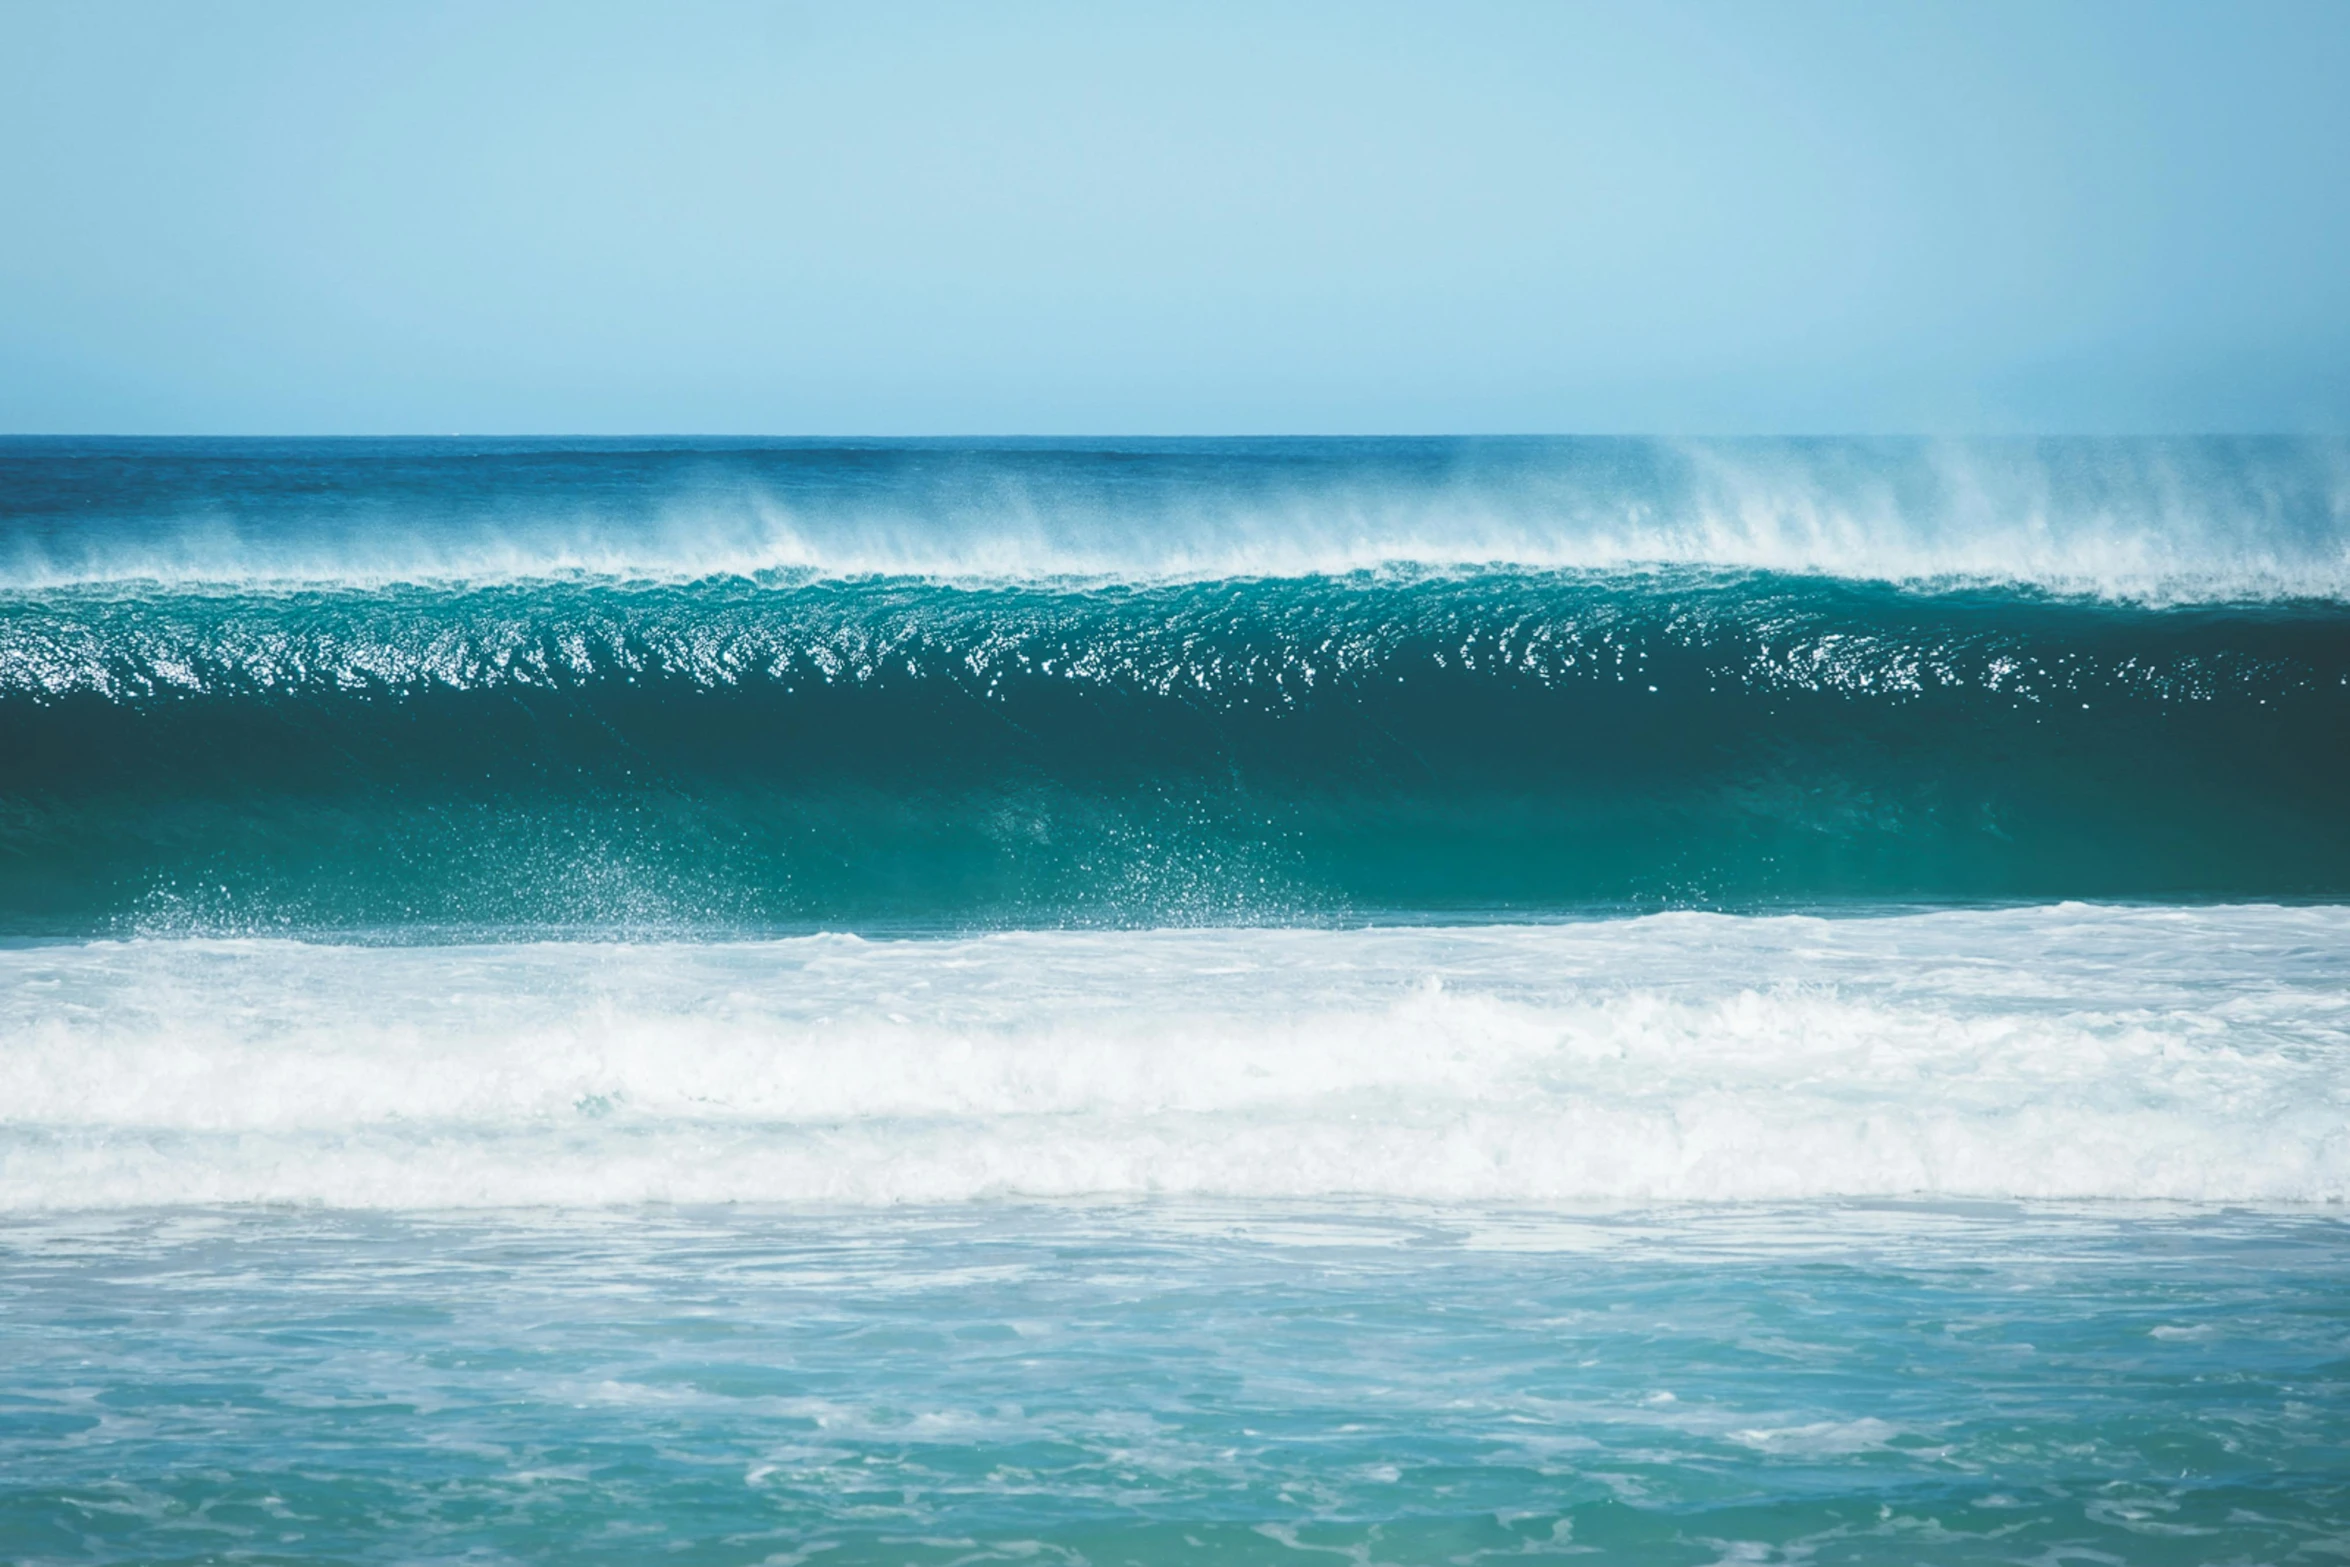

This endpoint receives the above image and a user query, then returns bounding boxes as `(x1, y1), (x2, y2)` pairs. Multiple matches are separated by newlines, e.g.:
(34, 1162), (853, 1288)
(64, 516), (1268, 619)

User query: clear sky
(2, 0), (2346, 435)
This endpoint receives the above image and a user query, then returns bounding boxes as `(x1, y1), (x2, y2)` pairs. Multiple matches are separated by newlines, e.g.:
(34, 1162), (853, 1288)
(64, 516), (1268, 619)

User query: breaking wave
(4, 435), (2346, 599)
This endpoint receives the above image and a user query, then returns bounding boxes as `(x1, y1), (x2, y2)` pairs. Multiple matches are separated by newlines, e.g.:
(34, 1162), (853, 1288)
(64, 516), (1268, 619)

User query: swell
(3, 571), (2346, 932)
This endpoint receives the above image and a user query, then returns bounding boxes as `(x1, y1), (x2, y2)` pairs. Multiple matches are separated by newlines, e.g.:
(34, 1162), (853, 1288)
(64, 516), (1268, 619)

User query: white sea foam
(3, 906), (2345, 1210)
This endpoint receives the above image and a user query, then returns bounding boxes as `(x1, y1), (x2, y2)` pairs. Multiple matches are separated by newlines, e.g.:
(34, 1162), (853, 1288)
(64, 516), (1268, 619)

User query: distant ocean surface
(4, 436), (2349, 1563)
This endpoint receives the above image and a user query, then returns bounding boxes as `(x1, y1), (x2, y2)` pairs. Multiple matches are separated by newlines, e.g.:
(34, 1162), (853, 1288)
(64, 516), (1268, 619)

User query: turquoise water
(6, 571), (2350, 931)
(4, 1203), (2347, 1565)
(6, 437), (2350, 932)
(4, 437), (2350, 1561)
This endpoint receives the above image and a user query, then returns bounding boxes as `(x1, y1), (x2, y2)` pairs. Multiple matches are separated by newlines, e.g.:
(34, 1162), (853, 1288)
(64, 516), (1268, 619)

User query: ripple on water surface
(1, 1200), (2346, 1565)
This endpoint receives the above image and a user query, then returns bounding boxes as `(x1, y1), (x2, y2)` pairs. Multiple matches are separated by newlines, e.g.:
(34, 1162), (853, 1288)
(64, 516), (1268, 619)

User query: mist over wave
(4, 436), (2346, 599)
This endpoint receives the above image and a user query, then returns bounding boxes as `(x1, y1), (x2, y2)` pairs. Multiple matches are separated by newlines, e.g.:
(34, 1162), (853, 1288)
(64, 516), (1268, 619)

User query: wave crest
(5, 436), (2346, 600)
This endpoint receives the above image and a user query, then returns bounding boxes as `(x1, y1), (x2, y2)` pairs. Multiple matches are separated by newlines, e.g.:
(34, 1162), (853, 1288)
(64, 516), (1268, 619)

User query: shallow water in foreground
(6, 906), (2348, 1209)
(3, 1201), (2346, 1566)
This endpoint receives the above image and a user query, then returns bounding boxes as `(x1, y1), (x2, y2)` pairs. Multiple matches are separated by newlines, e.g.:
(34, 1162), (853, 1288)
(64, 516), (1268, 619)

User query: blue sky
(2, 0), (2345, 435)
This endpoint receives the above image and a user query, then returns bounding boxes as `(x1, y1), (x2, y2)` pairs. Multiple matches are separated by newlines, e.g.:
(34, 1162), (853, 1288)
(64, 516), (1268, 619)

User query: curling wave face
(4, 567), (2348, 929)
(3, 905), (2346, 1208)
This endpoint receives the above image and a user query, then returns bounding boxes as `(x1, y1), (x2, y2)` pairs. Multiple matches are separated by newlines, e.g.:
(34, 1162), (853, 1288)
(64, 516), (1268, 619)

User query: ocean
(3, 435), (2348, 1563)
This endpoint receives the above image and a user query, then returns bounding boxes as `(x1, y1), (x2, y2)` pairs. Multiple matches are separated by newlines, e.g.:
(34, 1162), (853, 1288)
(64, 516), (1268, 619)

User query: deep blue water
(2, 436), (2348, 1563)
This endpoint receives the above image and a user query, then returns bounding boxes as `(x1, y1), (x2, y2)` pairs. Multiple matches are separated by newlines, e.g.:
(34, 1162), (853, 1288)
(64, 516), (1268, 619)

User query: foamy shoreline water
(6, 905), (2343, 1210)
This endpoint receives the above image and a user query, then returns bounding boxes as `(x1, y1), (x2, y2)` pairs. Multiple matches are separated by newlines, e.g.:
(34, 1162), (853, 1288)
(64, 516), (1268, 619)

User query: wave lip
(4, 905), (2346, 1210)
(3, 435), (2346, 601)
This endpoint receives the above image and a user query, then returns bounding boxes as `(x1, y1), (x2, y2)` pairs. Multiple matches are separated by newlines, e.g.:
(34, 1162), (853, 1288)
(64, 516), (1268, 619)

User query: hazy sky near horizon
(2, 0), (2346, 436)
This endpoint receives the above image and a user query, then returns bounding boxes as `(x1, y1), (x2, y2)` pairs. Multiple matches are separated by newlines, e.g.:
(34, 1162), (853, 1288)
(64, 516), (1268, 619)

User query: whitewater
(4, 907), (2347, 1210)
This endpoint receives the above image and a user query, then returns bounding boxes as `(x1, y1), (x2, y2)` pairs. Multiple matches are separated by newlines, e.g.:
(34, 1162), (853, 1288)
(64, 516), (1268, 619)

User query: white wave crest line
(3, 907), (2346, 1209)
(5, 548), (2347, 602)
(4, 449), (2348, 602)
